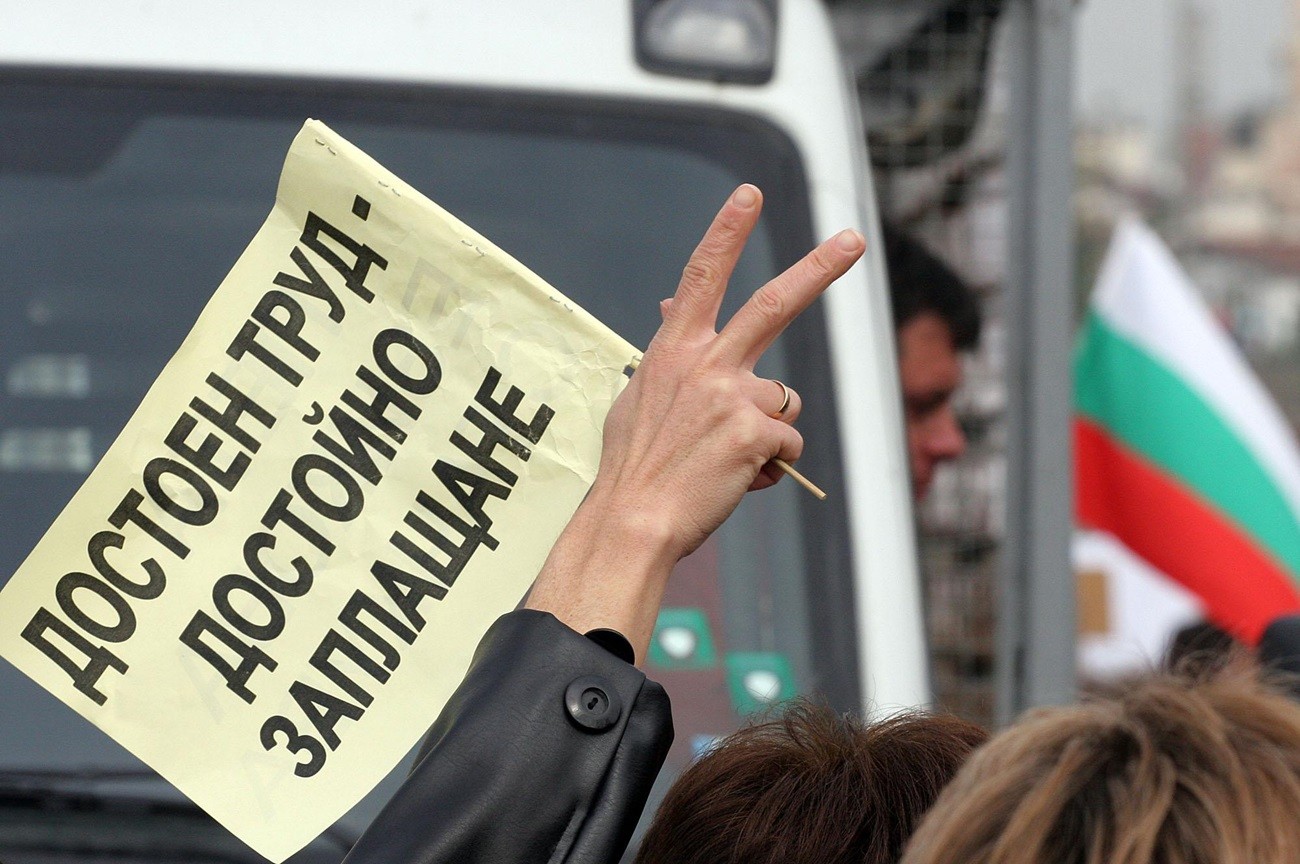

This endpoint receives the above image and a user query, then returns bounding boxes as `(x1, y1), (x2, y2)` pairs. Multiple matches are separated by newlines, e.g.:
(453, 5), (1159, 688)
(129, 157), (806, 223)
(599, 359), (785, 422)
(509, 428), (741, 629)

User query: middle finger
(715, 228), (864, 368)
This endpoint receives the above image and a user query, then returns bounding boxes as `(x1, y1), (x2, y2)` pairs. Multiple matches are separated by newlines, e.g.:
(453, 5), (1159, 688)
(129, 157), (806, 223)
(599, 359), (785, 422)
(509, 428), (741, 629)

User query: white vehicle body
(0, 0), (925, 852)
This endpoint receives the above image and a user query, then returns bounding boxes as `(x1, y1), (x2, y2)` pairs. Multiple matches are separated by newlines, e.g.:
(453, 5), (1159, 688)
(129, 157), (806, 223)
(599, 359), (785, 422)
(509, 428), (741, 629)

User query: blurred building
(1070, 0), (1300, 678)
(1172, 0), (1300, 431)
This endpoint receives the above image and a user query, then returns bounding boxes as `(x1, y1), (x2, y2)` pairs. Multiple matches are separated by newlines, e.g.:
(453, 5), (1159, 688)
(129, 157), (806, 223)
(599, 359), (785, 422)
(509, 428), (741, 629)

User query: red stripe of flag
(1075, 416), (1300, 644)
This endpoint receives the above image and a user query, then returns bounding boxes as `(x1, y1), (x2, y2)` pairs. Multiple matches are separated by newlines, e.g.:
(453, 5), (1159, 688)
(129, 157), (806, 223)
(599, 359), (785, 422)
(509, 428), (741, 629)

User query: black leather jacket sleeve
(341, 609), (674, 864)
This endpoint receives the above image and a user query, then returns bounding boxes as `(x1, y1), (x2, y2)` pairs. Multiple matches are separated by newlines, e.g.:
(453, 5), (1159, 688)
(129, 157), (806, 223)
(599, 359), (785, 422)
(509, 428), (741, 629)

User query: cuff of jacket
(343, 609), (674, 864)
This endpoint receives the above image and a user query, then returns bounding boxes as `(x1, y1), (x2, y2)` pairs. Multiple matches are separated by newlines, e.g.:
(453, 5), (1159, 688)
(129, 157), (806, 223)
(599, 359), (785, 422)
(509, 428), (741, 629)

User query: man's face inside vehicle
(897, 311), (965, 501)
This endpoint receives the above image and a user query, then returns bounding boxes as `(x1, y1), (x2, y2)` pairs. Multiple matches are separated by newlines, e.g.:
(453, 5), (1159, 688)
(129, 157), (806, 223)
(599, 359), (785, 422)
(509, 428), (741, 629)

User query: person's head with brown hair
(902, 667), (1300, 864)
(634, 699), (988, 864)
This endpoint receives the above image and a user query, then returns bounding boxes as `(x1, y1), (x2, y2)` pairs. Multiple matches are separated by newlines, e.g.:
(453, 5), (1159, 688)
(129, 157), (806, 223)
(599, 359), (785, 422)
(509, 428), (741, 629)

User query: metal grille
(835, 0), (1009, 728)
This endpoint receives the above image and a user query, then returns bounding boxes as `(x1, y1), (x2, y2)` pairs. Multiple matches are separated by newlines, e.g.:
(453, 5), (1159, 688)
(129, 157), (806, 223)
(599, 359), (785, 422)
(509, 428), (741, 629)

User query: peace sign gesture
(527, 184), (865, 661)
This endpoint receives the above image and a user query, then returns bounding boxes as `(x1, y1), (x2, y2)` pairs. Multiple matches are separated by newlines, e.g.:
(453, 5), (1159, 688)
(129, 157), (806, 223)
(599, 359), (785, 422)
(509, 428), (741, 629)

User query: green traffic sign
(648, 608), (718, 669)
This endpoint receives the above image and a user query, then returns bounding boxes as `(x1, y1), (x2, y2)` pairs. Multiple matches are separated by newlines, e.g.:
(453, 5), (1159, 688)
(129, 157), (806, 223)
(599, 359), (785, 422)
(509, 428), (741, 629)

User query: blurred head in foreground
(1165, 619), (1238, 677)
(883, 223), (982, 500)
(902, 665), (1300, 864)
(634, 700), (987, 864)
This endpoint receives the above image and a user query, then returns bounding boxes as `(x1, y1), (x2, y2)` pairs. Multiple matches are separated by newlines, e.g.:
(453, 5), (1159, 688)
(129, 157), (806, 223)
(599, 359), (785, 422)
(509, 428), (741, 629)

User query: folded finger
(772, 380), (802, 424)
(716, 229), (864, 368)
(750, 423), (805, 492)
(659, 184), (763, 345)
(746, 376), (802, 424)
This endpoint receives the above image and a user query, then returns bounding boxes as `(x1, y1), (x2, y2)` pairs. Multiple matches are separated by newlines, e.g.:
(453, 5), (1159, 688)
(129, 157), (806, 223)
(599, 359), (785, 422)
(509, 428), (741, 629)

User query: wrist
(581, 482), (682, 561)
(524, 489), (680, 663)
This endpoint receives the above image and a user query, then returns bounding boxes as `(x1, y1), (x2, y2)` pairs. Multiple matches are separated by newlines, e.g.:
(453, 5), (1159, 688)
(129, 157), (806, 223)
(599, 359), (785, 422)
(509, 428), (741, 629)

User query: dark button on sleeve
(565, 675), (623, 731)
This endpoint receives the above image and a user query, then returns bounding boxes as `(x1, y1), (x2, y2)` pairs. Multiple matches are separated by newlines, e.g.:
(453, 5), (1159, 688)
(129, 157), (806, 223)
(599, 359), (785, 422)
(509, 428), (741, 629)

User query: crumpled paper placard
(0, 119), (637, 861)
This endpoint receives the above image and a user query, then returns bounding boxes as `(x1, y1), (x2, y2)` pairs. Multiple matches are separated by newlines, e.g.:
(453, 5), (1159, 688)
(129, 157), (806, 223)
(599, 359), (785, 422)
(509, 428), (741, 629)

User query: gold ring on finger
(770, 379), (792, 420)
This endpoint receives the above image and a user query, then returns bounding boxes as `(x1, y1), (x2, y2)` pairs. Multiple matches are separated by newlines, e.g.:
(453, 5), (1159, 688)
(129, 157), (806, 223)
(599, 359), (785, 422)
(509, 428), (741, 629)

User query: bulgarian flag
(1074, 218), (1300, 644)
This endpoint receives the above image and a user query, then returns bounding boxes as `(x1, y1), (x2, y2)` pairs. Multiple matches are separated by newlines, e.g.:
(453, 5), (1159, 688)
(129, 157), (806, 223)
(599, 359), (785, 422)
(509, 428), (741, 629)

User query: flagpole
(996, 0), (1078, 724)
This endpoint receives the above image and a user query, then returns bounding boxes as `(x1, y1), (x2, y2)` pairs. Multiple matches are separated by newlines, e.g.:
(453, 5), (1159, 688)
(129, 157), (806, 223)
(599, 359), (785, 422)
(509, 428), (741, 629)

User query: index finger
(658, 185), (763, 345)
(716, 229), (865, 368)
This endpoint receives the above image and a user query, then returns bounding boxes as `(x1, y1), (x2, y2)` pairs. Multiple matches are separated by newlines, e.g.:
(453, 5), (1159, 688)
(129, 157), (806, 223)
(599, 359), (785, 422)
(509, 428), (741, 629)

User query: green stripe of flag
(1075, 309), (1300, 580)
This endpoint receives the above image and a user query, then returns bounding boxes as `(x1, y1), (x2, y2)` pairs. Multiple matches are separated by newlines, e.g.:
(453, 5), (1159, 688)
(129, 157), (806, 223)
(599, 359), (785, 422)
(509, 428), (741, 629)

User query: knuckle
(750, 287), (786, 322)
(709, 215), (743, 245)
(807, 244), (837, 279)
(731, 413), (766, 450)
(785, 430), (805, 460)
(702, 375), (740, 405)
(680, 257), (722, 291)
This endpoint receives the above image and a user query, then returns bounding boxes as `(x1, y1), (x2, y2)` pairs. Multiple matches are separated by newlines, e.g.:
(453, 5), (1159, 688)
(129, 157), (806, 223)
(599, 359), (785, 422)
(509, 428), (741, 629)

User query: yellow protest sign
(0, 120), (637, 861)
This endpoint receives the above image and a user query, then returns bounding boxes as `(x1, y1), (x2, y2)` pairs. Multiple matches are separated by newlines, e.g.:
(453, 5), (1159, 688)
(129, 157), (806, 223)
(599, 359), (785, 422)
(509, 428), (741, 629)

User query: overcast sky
(1075, 0), (1292, 139)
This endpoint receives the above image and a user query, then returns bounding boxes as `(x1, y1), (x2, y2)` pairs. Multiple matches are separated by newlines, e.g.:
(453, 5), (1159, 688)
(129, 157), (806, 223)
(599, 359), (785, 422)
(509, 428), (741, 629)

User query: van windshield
(0, 72), (856, 857)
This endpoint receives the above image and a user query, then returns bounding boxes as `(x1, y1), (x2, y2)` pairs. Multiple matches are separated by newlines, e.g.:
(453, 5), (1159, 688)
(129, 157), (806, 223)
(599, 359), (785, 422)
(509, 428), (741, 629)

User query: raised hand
(526, 184), (865, 661)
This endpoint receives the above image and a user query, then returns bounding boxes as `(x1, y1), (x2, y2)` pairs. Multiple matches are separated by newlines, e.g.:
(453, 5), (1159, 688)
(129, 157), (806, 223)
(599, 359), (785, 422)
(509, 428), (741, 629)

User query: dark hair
(634, 699), (988, 864)
(882, 222), (981, 351)
(1165, 619), (1237, 676)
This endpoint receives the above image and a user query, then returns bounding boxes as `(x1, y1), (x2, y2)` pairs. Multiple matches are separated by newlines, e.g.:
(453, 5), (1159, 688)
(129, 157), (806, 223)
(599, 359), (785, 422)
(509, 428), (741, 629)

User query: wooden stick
(772, 458), (827, 500)
(627, 354), (828, 501)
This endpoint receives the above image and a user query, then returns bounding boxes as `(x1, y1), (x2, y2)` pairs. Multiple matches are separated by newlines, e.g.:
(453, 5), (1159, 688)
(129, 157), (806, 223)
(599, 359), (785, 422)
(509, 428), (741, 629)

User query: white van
(0, 0), (924, 857)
